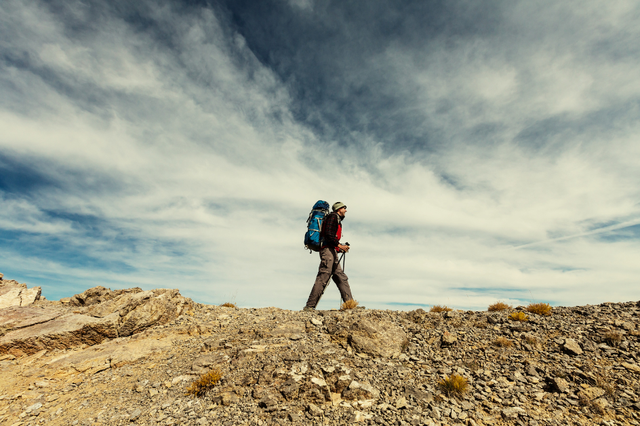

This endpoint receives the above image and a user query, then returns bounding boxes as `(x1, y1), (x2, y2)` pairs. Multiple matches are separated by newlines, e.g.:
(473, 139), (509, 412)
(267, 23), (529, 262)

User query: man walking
(303, 202), (355, 310)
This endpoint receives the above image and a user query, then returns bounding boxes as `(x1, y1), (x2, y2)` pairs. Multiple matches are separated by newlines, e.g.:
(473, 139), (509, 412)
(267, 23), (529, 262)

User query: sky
(1, 0), (639, 311)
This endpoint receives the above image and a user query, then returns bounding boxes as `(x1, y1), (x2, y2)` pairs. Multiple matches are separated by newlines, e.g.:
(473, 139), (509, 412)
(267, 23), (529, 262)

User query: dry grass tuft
(220, 302), (237, 308)
(509, 311), (529, 322)
(488, 301), (512, 312)
(526, 303), (552, 316)
(603, 331), (622, 347)
(577, 393), (604, 415)
(437, 374), (468, 396)
(430, 305), (453, 313)
(340, 299), (359, 310)
(186, 369), (222, 397)
(577, 392), (591, 407)
(493, 337), (513, 348)
(595, 374), (616, 397)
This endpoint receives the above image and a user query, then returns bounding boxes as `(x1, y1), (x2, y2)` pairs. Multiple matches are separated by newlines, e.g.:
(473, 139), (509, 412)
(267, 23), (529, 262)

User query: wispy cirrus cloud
(1, 0), (639, 310)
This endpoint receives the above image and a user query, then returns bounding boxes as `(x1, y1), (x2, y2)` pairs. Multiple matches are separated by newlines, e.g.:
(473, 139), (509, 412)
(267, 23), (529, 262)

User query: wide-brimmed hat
(332, 202), (347, 211)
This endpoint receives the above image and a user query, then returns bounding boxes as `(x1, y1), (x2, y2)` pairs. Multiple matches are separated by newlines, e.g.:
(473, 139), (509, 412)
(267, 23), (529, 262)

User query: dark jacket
(321, 212), (342, 249)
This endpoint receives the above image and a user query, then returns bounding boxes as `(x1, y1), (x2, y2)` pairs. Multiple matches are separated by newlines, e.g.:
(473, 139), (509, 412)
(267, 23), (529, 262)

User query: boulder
(69, 286), (136, 307)
(550, 377), (570, 393)
(562, 338), (583, 355)
(117, 290), (192, 335)
(346, 318), (408, 358)
(592, 397), (609, 413)
(85, 288), (192, 336)
(0, 279), (41, 309)
(342, 380), (380, 401)
(307, 403), (324, 417)
(441, 331), (457, 346)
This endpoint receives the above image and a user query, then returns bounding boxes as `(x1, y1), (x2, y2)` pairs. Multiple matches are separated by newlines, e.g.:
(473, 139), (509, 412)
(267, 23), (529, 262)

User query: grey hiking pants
(305, 247), (353, 309)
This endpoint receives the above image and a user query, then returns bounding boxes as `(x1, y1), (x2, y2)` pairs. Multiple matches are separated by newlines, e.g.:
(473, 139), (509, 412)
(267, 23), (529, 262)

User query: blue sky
(1, 0), (639, 310)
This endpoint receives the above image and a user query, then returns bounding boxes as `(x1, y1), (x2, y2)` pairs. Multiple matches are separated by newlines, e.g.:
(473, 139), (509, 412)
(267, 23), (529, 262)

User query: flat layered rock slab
(46, 334), (174, 373)
(0, 306), (66, 332)
(270, 321), (306, 337)
(0, 312), (119, 356)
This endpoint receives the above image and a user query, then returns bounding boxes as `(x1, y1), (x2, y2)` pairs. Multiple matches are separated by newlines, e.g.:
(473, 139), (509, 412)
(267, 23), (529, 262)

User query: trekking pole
(336, 243), (349, 305)
(341, 242), (349, 273)
(338, 251), (346, 308)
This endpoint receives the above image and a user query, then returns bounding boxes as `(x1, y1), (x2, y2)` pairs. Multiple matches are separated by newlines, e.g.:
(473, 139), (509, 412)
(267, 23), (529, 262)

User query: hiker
(303, 202), (354, 311)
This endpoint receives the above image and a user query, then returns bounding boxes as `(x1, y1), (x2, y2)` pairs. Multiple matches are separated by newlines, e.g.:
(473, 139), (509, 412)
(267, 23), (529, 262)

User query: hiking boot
(302, 306), (315, 312)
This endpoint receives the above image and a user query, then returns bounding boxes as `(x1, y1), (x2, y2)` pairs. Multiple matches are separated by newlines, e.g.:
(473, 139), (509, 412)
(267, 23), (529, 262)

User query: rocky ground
(1, 274), (639, 426)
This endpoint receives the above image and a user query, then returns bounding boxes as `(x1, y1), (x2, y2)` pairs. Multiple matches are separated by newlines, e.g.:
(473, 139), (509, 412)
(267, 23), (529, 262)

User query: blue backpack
(304, 200), (330, 252)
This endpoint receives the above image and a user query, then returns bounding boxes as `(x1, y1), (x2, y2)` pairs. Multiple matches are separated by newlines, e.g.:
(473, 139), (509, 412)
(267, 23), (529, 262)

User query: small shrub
(595, 375), (616, 397)
(437, 374), (468, 396)
(430, 305), (453, 313)
(186, 369), (222, 397)
(340, 299), (359, 310)
(524, 335), (539, 346)
(526, 303), (552, 316)
(603, 331), (622, 347)
(577, 392), (607, 415)
(493, 337), (513, 348)
(509, 312), (529, 322)
(577, 392), (591, 407)
(220, 302), (237, 308)
(488, 301), (512, 312)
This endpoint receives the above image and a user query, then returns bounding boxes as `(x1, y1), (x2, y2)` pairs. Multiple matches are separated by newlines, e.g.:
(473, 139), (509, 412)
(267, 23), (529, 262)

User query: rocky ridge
(1, 274), (639, 426)
(0, 273), (41, 310)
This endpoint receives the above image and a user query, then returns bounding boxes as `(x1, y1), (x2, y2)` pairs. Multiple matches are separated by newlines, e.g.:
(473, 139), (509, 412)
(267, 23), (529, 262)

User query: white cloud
(1, 0), (639, 311)
(0, 196), (73, 234)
